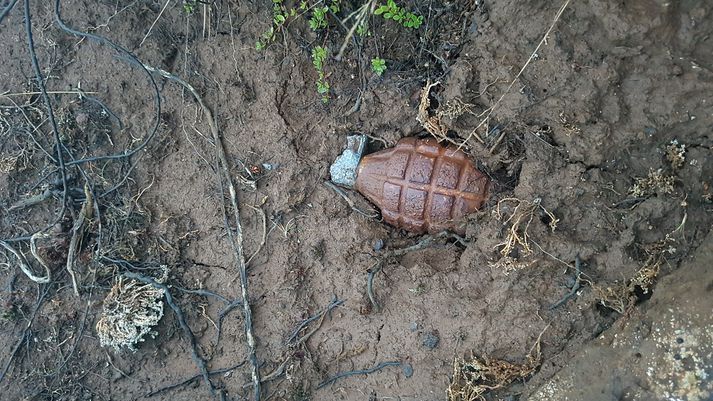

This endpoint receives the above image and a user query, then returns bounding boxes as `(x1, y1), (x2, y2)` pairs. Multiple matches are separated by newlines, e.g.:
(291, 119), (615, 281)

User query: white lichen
(96, 271), (167, 351)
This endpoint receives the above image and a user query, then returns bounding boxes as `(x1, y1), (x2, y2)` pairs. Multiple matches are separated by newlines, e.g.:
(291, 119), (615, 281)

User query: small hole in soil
(539, 209), (554, 226)
(595, 303), (616, 318)
(632, 285), (653, 303)
(634, 352), (642, 358)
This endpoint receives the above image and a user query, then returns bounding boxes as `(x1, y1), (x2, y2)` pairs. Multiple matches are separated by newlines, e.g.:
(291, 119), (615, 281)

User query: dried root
(96, 268), (168, 351)
(417, 80), (450, 139)
(447, 328), (546, 401)
(495, 198), (558, 257)
(589, 234), (675, 313)
(487, 255), (538, 274)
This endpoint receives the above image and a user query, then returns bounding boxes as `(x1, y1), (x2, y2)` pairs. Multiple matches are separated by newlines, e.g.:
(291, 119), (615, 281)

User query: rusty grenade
(330, 136), (490, 234)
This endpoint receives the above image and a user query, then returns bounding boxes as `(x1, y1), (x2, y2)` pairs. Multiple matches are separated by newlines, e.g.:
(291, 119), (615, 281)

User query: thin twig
(144, 363), (246, 398)
(324, 181), (379, 219)
(317, 361), (403, 389)
(0, 284), (49, 383)
(139, 0), (170, 47)
(550, 254), (583, 310)
(140, 65), (261, 401)
(246, 201), (267, 266)
(286, 297), (344, 345)
(0, 240), (50, 283)
(123, 272), (216, 395)
(461, 0), (571, 148)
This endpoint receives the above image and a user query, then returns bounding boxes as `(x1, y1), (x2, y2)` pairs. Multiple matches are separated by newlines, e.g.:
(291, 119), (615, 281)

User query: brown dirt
(1, 1), (712, 400)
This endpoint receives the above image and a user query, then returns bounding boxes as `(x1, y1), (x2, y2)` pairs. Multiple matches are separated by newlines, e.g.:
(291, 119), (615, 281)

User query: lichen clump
(665, 139), (686, 170)
(630, 168), (675, 197)
(96, 274), (166, 351)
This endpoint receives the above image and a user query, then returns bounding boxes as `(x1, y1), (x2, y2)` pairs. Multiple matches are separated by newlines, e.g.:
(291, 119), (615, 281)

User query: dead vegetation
(588, 234), (676, 314)
(630, 168), (675, 198)
(447, 327), (548, 401)
(489, 198), (558, 272)
(96, 269), (168, 351)
(665, 139), (686, 170)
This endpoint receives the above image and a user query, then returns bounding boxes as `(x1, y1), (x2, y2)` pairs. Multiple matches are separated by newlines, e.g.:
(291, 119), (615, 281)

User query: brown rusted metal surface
(354, 137), (490, 234)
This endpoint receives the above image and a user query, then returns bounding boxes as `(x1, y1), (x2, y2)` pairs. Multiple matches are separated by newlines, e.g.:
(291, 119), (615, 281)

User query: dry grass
(588, 234), (675, 313)
(447, 327), (547, 401)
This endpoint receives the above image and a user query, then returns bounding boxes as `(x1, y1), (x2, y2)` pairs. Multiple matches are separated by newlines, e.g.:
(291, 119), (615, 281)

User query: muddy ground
(1, 0), (712, 400)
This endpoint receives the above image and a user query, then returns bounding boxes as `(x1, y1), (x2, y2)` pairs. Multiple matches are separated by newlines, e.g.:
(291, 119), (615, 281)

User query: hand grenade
(330, 136), (490, 234)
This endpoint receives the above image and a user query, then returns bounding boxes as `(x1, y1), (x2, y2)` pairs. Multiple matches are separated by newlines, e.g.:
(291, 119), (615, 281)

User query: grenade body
(355, 137), (490, 234)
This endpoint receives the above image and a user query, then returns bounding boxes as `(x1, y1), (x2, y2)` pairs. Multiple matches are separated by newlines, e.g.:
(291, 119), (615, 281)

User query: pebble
(401, 363), (414, 378)
(422, 331), (440, 350)
(372, 239), (384, 252)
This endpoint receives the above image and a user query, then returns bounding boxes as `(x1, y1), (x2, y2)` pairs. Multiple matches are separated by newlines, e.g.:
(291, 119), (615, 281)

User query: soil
(1, 1), (712, 401)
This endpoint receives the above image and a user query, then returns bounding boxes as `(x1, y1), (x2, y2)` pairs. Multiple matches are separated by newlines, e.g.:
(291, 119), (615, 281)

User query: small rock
(372, 239), (384, 252)
(409, 322), (418, 332)
(422, 330), (440, 350)
(401, 363), (414, 378)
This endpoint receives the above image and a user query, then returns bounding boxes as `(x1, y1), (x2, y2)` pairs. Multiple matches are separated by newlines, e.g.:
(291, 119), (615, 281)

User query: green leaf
(375, 6), (387, 15)
(384, 12), (392, 18)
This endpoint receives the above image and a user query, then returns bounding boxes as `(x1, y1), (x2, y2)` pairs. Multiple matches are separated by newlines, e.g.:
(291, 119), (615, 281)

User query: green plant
(375, 0), (424, 28)
(256, 0), (295, 50)
(371, 57), (386, 76)
(356, 20), (369, 36)
(329, 0), (340, 13)
(312, 46), (330, 103)
(309, 5), (329, 30)
(182, 0), (197, 15)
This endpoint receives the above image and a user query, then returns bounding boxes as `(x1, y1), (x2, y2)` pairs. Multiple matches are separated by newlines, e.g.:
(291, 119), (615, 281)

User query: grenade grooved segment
(354, 137), (490, 234)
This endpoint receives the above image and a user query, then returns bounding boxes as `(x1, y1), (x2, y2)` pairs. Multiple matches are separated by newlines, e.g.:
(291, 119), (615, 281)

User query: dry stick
(144, 362), (246, 398)
(317, 361), (403, 389)
(7, 188), (62, 212)
(142, 65), (261, 401)
(0, 240), (50, 283)
(285, 297), (344, 345)
(460, 0), (572, 149)
(246, 202), (267, 266)
(138, 0), (170, 47)
(65, 183), (93, 296)
(334, 0), (375, 61)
